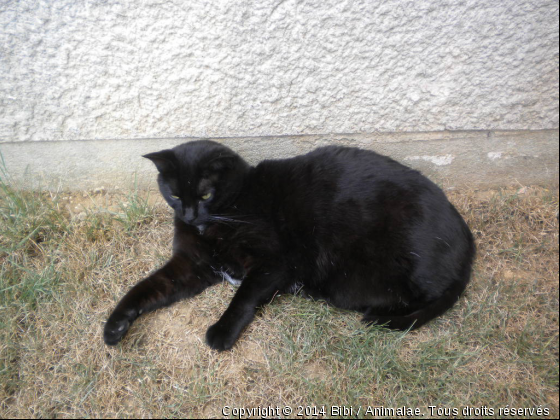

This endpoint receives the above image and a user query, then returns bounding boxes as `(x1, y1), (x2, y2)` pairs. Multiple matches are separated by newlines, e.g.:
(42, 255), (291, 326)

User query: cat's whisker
(205, 217), (236, 227)
(212, 213), (257, 220)
(208, 215), (255, 225)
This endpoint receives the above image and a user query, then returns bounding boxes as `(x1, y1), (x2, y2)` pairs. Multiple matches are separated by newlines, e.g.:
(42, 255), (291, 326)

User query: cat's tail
(362, 279), (470, 331)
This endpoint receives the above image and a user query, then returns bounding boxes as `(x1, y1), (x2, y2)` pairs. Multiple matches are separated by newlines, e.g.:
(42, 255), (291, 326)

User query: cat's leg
(104, 254), (220, 345)
(205, 265), (285, 351)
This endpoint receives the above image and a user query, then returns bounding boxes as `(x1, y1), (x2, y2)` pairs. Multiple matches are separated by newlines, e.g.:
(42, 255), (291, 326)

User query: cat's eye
(171, 195), (180, 200)
(201, 192), (212, 201)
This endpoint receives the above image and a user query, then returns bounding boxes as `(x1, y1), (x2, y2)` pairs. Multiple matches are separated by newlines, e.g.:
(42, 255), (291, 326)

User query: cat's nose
(182, 207), (196, 223)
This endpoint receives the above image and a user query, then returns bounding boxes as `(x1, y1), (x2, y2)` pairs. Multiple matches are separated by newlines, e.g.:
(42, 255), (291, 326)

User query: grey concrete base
(0, 130), (558, 191)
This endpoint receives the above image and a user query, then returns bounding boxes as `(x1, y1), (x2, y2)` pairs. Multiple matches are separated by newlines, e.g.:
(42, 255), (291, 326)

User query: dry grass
(0, 183), (558, 418)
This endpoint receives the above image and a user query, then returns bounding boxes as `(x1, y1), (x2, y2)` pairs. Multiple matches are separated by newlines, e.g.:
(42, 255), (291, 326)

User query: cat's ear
(208, 155), (237, 172)
(143, 150), (176, 175)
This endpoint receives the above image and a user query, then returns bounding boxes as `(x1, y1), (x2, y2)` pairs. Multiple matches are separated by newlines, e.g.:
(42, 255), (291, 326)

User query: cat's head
(144, 140), (250, 231)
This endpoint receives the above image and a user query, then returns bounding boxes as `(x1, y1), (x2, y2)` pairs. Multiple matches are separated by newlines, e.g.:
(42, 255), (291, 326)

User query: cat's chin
(177, 216), (207, 234)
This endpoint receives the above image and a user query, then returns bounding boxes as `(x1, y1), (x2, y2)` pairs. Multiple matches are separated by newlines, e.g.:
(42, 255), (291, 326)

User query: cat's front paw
(205, 322), (238, 351)
(104, 315), (132, 346)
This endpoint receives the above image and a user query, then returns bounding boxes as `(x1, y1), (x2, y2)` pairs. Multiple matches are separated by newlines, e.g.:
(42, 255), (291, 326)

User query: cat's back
(249, 145), (449, 238)
(304, 145), (423, 182)
(254, 145), (433, 195)
(252, 145), (472, 251)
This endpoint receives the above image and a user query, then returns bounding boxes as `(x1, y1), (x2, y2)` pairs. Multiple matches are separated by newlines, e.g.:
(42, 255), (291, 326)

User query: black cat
(104, 140), (475, 351)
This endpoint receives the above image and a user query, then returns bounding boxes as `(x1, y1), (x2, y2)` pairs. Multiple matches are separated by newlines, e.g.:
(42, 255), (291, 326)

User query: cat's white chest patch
(220, 270), (243, 287)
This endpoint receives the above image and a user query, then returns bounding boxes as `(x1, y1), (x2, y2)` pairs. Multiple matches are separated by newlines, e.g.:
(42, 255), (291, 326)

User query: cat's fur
(104, 140), (475, 351)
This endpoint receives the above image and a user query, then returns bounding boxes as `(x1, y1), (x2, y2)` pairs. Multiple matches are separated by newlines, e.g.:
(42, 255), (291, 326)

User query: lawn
(0, 178), (558, 418)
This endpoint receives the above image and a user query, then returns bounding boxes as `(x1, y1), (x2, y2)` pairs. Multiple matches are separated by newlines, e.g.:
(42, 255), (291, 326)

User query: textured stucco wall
(1, 130), (558, 190)
(1, 0), (559, 142)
